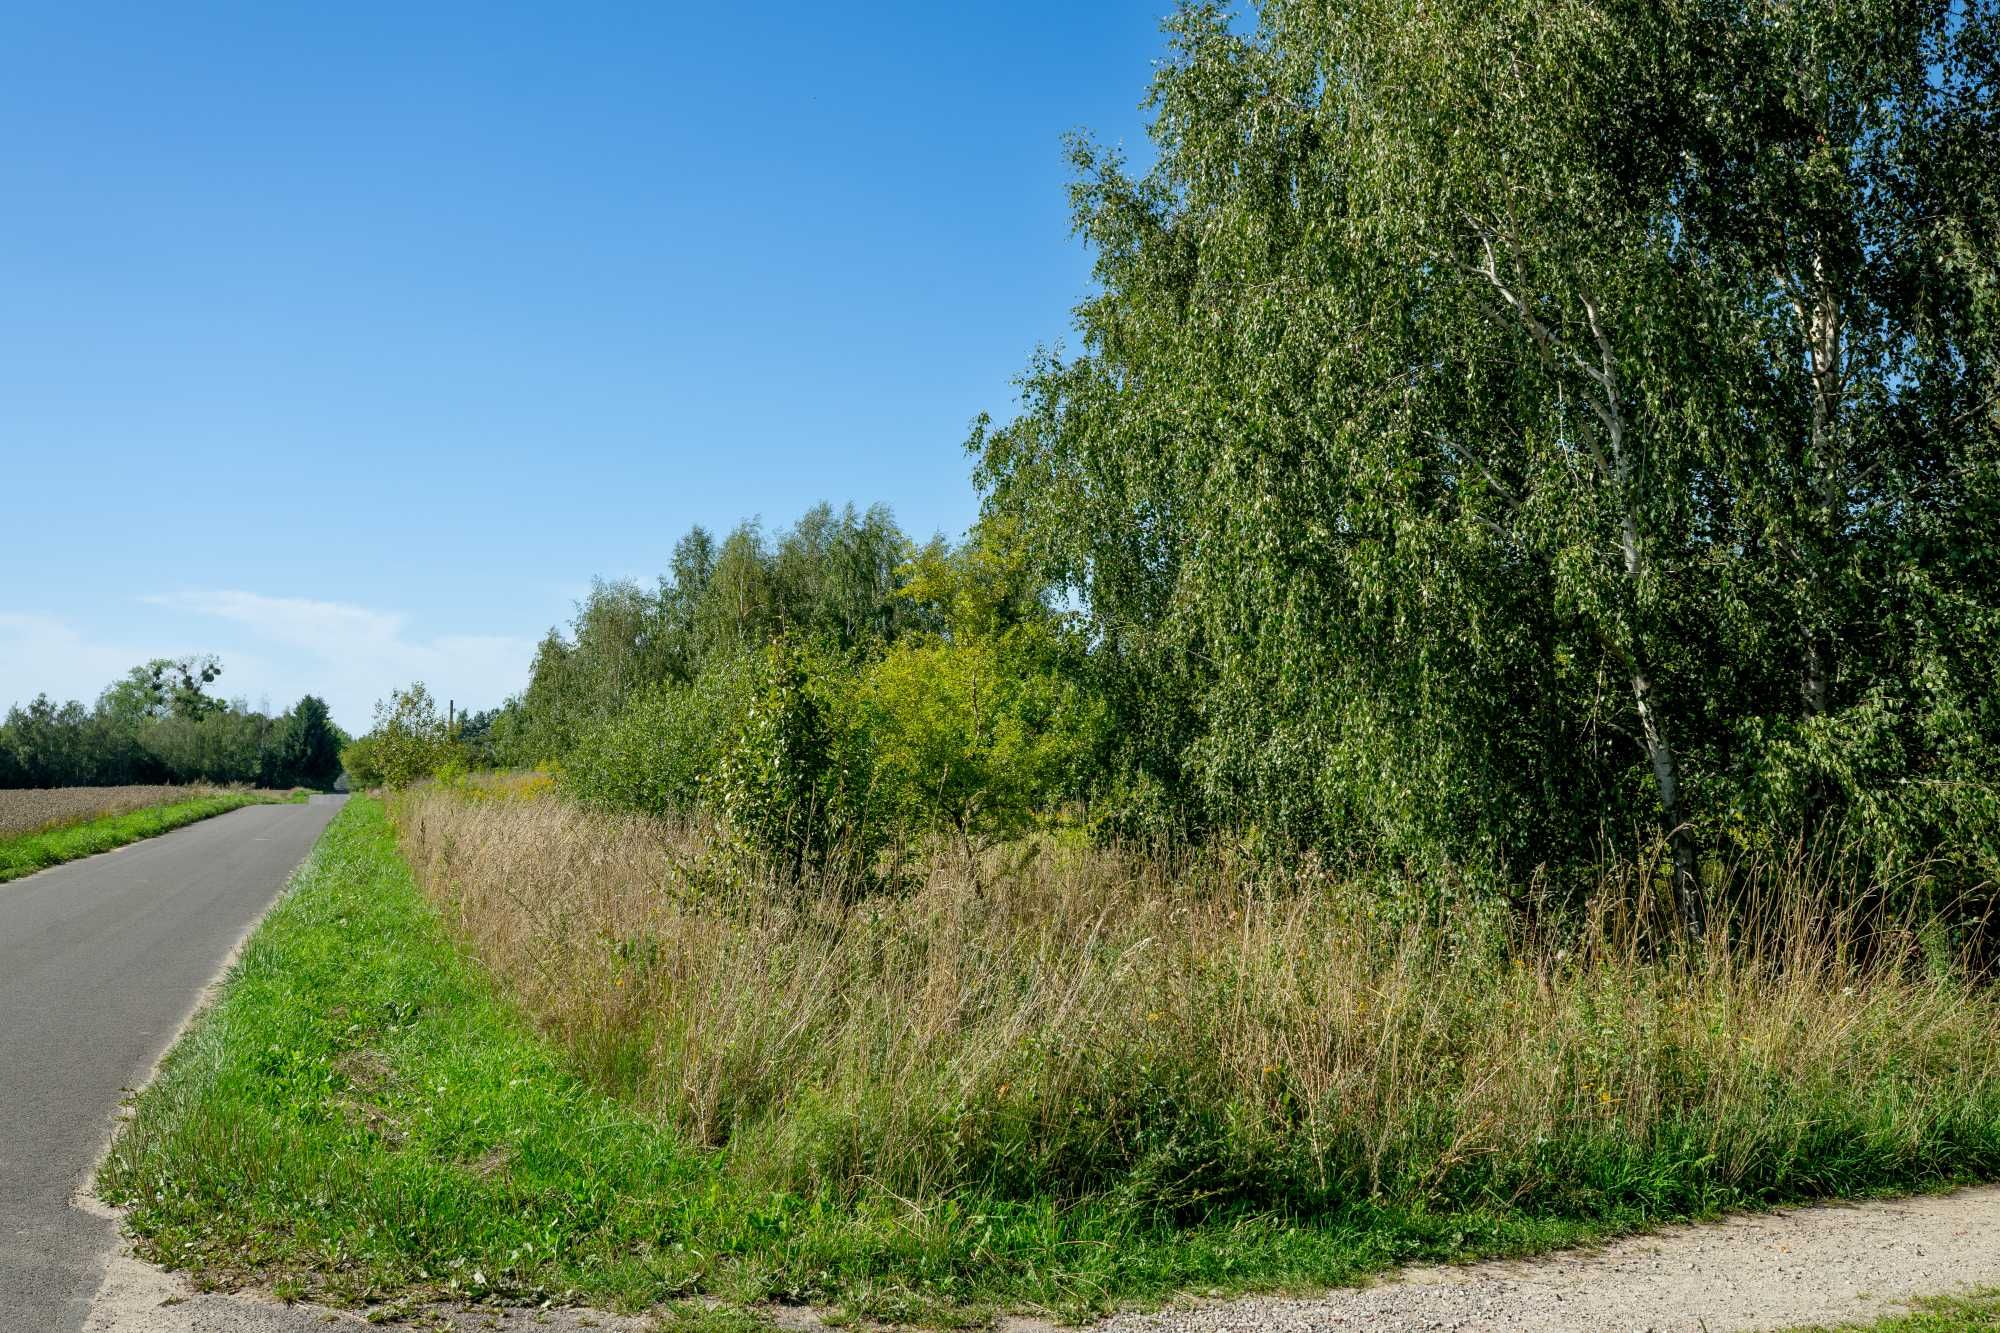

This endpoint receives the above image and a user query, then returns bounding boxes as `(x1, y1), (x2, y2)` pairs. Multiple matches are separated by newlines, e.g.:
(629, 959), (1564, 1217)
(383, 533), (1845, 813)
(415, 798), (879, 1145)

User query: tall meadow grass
(391, 785), (2000, 1228)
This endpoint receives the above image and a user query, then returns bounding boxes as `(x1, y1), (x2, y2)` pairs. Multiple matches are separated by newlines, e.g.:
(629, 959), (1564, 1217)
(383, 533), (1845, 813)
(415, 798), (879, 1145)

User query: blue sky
(0, 2), (1169, 732)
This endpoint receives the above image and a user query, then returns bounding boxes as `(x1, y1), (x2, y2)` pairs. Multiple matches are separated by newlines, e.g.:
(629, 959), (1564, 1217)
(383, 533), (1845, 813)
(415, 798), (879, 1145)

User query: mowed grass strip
(97, 795), (2000, 1327)
(0, 790), (298, 883)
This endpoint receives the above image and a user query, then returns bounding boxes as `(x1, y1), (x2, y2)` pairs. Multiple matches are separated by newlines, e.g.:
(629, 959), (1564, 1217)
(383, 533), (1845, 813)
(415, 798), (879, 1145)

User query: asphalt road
(0, 795), (344, 1333)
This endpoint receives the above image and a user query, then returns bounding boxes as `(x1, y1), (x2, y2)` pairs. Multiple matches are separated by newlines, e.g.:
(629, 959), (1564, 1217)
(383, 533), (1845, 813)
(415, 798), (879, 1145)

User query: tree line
(351, 504), (1103, 876)
(1, 654), (347, 790)
(358, 0), (1997, 917)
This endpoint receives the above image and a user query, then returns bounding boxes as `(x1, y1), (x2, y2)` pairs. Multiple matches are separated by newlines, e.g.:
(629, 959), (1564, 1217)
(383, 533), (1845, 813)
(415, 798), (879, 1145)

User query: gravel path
(1093, 1186), (2000, 1333)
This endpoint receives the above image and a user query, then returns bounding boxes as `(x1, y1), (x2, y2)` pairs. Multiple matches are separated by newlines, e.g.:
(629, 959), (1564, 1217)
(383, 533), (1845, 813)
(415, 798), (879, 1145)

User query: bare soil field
(0, 786), (226, 840)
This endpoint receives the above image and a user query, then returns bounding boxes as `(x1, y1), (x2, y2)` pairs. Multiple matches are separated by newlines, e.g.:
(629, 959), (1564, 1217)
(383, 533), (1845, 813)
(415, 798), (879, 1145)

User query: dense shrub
(712, 639), (878, 884)
(340, 735), (385, 789)
(557, 659), (752, 817)
(857, 628), (1103, 846)
(369, 683), (451, 789)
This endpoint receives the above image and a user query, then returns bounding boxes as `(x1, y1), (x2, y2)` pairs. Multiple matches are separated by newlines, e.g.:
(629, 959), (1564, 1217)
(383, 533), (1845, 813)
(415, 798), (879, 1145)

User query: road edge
(73, 798), (348, 1331)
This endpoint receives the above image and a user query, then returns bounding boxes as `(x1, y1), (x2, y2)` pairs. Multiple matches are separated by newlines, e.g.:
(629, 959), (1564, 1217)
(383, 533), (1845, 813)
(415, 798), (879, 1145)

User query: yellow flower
(1146, 1010), (1165, 1023)
(1598, 1088), (1613, 1105)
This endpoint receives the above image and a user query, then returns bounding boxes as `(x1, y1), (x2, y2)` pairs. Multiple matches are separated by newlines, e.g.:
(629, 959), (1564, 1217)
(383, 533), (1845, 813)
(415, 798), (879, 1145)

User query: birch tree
(975, 0), (1999, 908)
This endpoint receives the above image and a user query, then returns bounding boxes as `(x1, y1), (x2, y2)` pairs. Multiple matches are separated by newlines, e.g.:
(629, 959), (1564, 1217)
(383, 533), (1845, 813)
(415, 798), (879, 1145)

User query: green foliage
(368, 683), (450, 789)
(0, 695), (104, 786)
(339, 735), (384, 789)
(972, 0), (2000, 902)
(142, 709), (273, 786)
(500, 504), (916, 768)
(857, 532), (1105, 843)
(265, 695), (345, 789)
(451, 705), (504, 769)
(144, 653), (225, 721)
(713, 638), (875, 883)
(557, 658), (752, 817)
(0, 655), (345, 790)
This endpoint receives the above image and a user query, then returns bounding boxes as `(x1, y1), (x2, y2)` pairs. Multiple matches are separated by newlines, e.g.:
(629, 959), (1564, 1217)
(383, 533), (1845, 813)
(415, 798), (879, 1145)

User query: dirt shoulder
(1093, 1185), (2000, 1333)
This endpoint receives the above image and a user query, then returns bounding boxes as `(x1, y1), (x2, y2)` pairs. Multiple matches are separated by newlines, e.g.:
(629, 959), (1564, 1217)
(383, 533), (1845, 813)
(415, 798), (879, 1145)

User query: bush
(371, 683), (450, 789)
(340, 735), (384, 789)
(713, 639), (877, 884)
(557, 659), (753, 817)
(857, 626), (1104, 846)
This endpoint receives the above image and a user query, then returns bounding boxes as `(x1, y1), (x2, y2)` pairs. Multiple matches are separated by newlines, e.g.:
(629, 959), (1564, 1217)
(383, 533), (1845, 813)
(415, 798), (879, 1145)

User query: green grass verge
(92, 797), (2000, 1326)
(1794, 1288), (2000, 1330)
(0, 790), (303, 883)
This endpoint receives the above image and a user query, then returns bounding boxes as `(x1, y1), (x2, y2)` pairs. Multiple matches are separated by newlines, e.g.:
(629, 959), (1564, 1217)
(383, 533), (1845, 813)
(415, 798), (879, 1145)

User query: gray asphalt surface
(0, 795), (343, 1333)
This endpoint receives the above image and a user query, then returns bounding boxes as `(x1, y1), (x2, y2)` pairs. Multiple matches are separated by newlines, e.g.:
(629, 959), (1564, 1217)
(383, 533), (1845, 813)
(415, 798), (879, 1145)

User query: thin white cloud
(0, 614), (149, 711)
(0, 612), (292, 719)
(0, 591), (531, 735)
(144, 588), (535, 731)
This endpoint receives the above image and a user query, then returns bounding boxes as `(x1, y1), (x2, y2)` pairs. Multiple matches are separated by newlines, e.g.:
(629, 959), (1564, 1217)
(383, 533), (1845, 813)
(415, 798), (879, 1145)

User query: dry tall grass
(392, 785), (2000, 1220)
(0, 784), (230, 839)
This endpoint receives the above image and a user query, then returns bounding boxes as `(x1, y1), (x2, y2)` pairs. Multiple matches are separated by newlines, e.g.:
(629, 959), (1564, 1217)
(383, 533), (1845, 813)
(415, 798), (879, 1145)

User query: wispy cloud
(0, 593), (532, 734)
(0, 614), (153, 710)
(143, 588), (535, 730)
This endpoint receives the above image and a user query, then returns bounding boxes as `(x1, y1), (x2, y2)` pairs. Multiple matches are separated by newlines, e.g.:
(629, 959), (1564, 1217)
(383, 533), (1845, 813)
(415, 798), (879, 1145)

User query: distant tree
(697, 523), (776, 663)
(99, 667), (168, 727)
(143, 707), (271, 784)
(2, 696), (95, 786)
(340, 734), (383, 788)
(0, 654), (335, 788)
(371, 682), (448, 788)
(145, 654), (225, 721)
(452, 706), (502, 769)
(266, 695), (343, 788)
